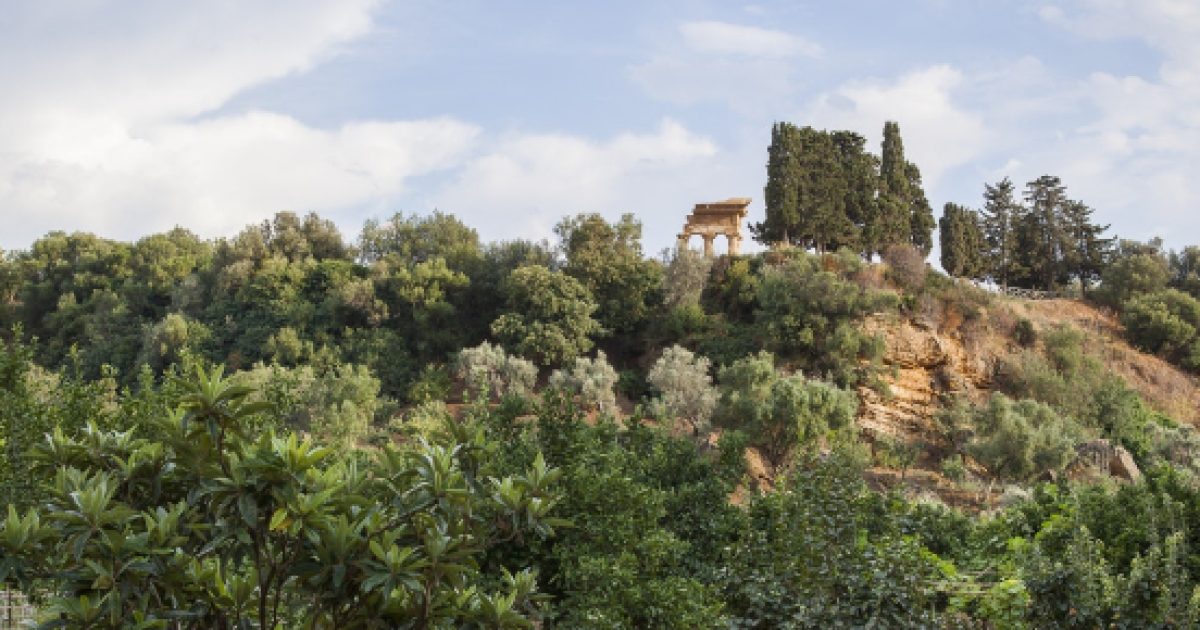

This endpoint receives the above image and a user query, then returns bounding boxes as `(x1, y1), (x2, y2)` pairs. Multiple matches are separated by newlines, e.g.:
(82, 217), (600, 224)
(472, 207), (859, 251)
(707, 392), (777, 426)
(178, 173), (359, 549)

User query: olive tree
(647, 345), (718, 434)
(548, 351), (619, 414)
(456, 341), (538, 401)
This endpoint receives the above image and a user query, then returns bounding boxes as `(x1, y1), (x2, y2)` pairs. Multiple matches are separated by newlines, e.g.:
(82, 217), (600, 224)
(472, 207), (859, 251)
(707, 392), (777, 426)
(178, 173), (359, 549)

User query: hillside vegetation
(4, 121), (1200, 627)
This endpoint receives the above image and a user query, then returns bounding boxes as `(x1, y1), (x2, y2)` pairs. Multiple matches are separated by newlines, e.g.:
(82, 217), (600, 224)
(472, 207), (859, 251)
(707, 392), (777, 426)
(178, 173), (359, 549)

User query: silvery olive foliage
(647, 345), (718, 434)
(548, 351), (619, 414)
(456, 341), (538, 401)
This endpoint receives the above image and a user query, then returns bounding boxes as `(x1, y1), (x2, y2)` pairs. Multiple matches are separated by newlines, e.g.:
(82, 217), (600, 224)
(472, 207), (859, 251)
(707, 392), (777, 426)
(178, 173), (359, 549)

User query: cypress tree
(875, 121), (922, 256)
(795, 127), (856, 252)
(939, 203), (986, 278)
(756, 122), (803, 246)
(907, 162), (935, 255)
(831, 131), (879, 256)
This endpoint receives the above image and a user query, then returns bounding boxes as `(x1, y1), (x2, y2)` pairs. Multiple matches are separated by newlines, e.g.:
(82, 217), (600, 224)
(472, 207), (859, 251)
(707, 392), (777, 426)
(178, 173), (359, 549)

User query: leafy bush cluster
(714, 351), (858, 464)
(1, 367), (564, 628)
(992, 324), (1172, 463)
(1088, 239), (1200, 374)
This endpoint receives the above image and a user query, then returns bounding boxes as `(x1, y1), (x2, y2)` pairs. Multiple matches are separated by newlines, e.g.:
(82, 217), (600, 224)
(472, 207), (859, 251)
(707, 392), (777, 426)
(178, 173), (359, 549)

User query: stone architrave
(677, 198), (751, 257)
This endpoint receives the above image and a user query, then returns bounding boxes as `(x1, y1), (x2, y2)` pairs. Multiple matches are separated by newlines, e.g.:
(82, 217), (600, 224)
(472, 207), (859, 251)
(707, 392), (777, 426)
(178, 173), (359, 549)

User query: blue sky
(2, 1), (1196, 255)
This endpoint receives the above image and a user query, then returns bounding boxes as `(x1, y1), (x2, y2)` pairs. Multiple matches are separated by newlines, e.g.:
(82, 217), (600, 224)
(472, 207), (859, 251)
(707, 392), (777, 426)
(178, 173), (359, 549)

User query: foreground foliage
(0, 367), (563, 628)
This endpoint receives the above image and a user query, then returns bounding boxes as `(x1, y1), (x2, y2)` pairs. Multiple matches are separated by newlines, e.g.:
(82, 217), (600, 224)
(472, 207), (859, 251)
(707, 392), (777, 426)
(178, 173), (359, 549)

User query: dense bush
(1121, 289), (1200, 371)
(491, 265), (602, 367)
(754, 252), (896, 386)
(715, 352), (858, 463)
(721, 450), (947, 628)
(996, 324), (1166, 459)
(967, 394), (1080, 482)
(1014, 317), (1037, 347)
(1094, 250), (1170, 309)
(235, 361), (381, 450)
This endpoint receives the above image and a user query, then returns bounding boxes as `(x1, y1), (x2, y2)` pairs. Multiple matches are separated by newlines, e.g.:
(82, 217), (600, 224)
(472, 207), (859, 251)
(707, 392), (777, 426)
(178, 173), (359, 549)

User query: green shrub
(968, 394), (1080, 482)
(1121, 289), (1200, 370)
(721, 449), (947, 628)
(754, 253), (896, 386)
(455, 341), (538, 401)
(1014, 318), (1037, 347)
(661, 302), (709, 339)
(405, 363), (451, 403)
(490, 265), (602, 367)
(1095, 251), (1170, 309)
(715, 352), (857, 463)
(941, 454), (968, 483)
(236, 361), (381, 450)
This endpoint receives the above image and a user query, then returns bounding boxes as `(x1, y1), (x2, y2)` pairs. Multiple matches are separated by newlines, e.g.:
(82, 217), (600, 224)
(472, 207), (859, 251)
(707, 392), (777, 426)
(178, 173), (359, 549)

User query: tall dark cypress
(755, 122), (803, 246)
(907, 162), (935, 255)
(795, 127), (856, 252)
(876, 121), (918, 255)
(831, 131), (879, 256)
(939, 203), (985, 278)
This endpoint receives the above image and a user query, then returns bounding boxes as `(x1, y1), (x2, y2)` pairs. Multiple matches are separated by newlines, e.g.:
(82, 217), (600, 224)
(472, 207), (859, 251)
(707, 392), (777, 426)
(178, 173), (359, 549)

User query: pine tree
(939, 203), (986, 278)
(981, 178), (1019, 289)
(756, 122), (803, 246)
(1020, 175), (1070, 291)
(1059, 199), (1112, 294)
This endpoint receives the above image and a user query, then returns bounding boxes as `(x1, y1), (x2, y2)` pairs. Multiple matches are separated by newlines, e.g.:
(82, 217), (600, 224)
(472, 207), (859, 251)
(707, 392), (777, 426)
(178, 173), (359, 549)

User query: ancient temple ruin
(677, 198), (750, 257)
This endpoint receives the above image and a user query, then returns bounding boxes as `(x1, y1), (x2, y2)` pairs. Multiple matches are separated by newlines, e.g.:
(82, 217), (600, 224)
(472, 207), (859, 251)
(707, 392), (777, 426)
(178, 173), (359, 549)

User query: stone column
(702, 234), (715, 258)
(677, 234), (689, 251)
(727, 234), (742, 256)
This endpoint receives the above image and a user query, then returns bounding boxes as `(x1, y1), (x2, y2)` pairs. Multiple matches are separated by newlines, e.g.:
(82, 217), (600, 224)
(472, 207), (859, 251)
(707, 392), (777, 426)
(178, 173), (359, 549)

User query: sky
(2, 0), (1198, 256)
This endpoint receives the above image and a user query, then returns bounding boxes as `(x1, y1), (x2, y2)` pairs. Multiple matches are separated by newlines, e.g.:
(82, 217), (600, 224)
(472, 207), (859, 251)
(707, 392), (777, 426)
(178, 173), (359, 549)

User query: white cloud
(678, 21), (822, 58)
(631, 21), (818, 112)
(1, 113), (479, 243)
(804, 65), (991, 189)
(0, 0), (483, 249)
(631, 56), (798, 110)
(433, 120), (724, 250)
(1019, 1), (1200, 244)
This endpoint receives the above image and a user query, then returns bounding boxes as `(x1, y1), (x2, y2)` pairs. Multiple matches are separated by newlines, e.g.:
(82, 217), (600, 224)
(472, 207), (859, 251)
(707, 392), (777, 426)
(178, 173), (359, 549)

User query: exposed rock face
(857, 316), (995, 444)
